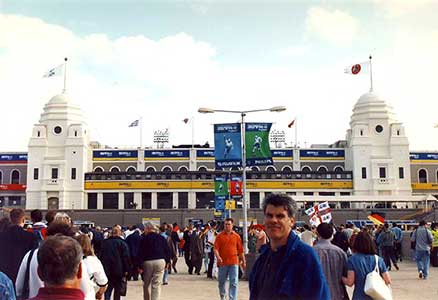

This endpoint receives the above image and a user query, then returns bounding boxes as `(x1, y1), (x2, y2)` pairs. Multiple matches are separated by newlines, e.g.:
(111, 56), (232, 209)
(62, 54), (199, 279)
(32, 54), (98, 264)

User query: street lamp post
(198, 106), (286, 253)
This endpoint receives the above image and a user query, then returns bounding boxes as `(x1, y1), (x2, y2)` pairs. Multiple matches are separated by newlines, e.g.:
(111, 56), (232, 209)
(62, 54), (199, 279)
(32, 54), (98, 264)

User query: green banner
(245, 122), (273, 166)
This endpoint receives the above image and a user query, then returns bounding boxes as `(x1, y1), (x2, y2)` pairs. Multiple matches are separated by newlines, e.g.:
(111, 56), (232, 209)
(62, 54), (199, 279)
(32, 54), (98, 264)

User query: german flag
(367, 211), (385, 225)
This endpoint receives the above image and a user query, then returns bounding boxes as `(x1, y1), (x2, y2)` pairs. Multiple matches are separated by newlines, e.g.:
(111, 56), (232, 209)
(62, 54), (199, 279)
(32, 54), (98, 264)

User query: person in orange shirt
(213, 218), (246, 300)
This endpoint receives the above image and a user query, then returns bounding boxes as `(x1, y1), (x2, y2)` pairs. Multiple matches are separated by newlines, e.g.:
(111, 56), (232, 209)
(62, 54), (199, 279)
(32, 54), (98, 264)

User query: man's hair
(262, 193), (297, 218)
(419, 220), (426, 226)
(224, 218), (234, 224)
(317, 223), (334, 239)
(45, 210), (57, 225)
(392, 222), (398, 228)
(303, 224), (311, 231)
(352, 232), (377, 255)
(30, 209), (43, 223)
(38, 236), (83, 285)
(10, 208), (25, 225)
(47, 222), (75, 237)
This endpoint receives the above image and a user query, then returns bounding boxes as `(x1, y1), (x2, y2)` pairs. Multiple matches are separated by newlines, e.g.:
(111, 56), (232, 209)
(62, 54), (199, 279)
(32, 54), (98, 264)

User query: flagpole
(295, 117), (298, 148)
(139, 117), (143, 149)
(63, 57), (68, 93)
(369, 55), (373, 92)
(191, 116), (195, 148)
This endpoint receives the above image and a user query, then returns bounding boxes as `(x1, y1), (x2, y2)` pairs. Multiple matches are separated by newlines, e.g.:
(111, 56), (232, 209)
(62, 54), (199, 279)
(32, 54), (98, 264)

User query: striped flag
(43, 64), (64, 78)
(367, 211), (385, 225)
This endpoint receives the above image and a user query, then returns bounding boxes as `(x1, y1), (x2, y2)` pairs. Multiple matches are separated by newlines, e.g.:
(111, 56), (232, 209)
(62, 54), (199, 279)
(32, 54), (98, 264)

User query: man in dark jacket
(183, 223), (194, 274)
(137, 222), (170, 300)
(100, 226), (130, 300)
(125, 225), (142, 280)
(0, 208), (38, 284)
(249, 194), (330, 300)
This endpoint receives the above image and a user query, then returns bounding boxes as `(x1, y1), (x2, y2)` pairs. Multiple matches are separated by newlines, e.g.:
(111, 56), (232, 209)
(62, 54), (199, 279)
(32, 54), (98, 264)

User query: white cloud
(275, 45), (309, 57)
(305, 6), (359, 47)
(373, 0), (432, 18)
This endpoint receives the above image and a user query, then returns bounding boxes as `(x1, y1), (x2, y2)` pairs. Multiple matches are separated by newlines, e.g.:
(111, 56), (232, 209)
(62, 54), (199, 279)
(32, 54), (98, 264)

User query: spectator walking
(314, 223), (350, 300)
(183, 223), (194, 274)
(377, 223), (399, 271)
(125, 224), (143, 280)
(27, 236), (85, 300)
(214, 218), (246, 300)
(166, 224), (178, 274)
(332, 224), (350, 253)
(100, 226), (130, 300)
(391, 222), (403, 262)
(300, 224), (314, 246)
(431, 222), (438, 267)
(411, 220), (433, 279)
(76, 234), (108, 300)
(0, 208), (38, 284)
(137, 222), (170, 300)
(342, 231), (391, 300)
(190, 224), (204, 275)
(206, 222), (217, 278)
(249, 194), (329, 300)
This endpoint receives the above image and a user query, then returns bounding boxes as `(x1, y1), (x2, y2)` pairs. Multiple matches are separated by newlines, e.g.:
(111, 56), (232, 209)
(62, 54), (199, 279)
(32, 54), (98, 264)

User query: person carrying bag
(364, 255), (392, 300)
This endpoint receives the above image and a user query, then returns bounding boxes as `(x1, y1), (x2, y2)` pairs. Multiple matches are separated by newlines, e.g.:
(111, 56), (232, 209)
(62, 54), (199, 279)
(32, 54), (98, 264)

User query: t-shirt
(214, 231), (243, 266)
(83, 255), (108, 293)
(347, 254), (387, 300)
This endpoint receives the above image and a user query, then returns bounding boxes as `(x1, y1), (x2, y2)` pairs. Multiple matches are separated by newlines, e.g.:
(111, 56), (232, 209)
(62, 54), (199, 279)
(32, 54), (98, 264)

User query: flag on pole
(306, 202), (333, 226)
(367, 211), (385, 225)
(287, 119), (295, 128)
(344, 61), (370, 75)
(183, 118), (190, 124)
(43, 64), (64, 78)
(128, 120), (139, 127)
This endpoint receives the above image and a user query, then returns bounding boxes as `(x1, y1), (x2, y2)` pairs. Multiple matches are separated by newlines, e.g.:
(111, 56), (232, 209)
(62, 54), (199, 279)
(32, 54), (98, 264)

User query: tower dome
(39, 92), (86, 125)
(350, 92), (396, 126)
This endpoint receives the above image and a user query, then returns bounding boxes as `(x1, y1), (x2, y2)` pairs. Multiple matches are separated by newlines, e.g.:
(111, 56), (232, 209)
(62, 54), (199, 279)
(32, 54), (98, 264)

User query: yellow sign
(412, 183), (438, 190)
(142, 217), (160, 227)
(214, 210), (223, 216)
(225, 200), (236, 210)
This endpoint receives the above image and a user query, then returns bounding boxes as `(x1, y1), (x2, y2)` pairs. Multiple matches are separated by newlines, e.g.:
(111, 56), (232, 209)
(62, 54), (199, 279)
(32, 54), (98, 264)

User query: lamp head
(198, 107), (215, 114)
(269, 106), (286, 112)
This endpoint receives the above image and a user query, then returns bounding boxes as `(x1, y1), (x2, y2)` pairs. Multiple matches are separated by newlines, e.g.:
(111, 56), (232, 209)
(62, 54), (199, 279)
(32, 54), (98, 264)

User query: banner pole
(241, 112), (248, 254)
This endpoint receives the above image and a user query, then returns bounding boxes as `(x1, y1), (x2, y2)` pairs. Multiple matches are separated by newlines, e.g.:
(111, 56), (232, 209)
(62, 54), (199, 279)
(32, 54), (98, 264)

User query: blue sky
(1, 0), (438, 151)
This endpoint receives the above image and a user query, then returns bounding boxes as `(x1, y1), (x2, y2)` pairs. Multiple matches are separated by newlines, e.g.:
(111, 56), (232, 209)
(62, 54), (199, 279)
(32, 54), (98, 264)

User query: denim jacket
(249, 231), (330, 300)
(0, 271), (16, 300)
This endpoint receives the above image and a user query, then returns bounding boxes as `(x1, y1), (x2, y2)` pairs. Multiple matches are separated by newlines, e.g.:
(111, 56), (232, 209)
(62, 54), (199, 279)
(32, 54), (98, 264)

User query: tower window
(397, 130), (400, 136)
(33, 168), (39, 180)
(71, 168), (77, 180)
(375, 125), (383, 133)
(37, 131), (41, 137)
(54, 126), (62, 134)
(74, 130), (78, 137)
(379, 167), (386, 178)
(51, 168), (58, 179)
(399, 167), (404, 179)
(361, 167), (367, 179)
(360, 130), (363, 136)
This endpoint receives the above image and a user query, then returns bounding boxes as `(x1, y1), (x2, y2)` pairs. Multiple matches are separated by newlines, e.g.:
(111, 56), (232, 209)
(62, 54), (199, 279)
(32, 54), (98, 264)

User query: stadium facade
(1, 91), (438, 213)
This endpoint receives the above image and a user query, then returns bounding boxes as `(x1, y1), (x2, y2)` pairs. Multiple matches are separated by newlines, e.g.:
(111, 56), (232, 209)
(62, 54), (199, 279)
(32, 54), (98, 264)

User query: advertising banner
(214, 123), (242, 169)
(245, 122), (273, 166)
(230, 175), (243, 196)
(214, 175), (228, 211)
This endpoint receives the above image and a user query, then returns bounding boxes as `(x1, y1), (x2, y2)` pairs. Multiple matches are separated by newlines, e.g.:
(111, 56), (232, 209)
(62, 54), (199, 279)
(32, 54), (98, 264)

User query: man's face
(224, 221), (233, 233)
(264, 204), (294, 242)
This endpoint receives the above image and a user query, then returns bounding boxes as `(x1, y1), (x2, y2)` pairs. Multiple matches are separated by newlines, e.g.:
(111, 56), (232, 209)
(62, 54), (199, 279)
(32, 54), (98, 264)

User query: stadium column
(118, 192), (124, 209)
(97, 193), (103, 209)
(188, 192), (196, 209)
(151, 192), (158, 209)
(172, 192), (178, 209)
(134, 192), (141, 209)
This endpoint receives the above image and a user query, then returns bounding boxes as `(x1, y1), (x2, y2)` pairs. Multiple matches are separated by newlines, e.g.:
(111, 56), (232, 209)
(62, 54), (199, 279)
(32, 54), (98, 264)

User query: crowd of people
(0, 193), (437, 300)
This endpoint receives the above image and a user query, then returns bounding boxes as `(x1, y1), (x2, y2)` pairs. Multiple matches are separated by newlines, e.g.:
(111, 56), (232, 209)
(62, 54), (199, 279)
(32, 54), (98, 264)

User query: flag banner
(214, 197), (226, 211)
(321, 213), (332, 223)
(318, 201), (330, 211)
(43, 64), (64, 78)
(245, 122), (273, 166)
(305, 206), (315, 216)
(367, 211), (385, 225)
(344, 61), (370, 75)
(183, 118), (190, 124)
(129, 120), (139, 127)
(309, 214), (321, 227)
(214, 176), (229, 197)
(230, 175), (243, 196)
(288, 119), (295, 128)
(214, 123), (242, 169)
(225, 200), (236, 210)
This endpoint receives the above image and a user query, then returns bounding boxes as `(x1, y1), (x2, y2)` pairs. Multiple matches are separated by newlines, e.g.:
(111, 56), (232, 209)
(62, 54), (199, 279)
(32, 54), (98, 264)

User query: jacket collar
(259, 230), (299, 257)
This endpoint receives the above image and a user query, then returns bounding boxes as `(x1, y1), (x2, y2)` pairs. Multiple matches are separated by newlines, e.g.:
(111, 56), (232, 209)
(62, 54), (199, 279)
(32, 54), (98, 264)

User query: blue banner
(300, 149), (345, 159)
(196, 150), (215, 159)
(272, 150), (293, 159)
(214, 123), (242, 168)
(214, 175), (228, 211)
(93, 150), (138, 161)
(144, 150), (189, 160)
(410, 152), (438, 160)
(0, 153), (28, 162)
(245, 122), (273, 166)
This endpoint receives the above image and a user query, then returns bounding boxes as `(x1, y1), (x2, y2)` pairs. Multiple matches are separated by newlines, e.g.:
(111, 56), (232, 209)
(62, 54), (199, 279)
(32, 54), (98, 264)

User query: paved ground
(125, 257), (438, 300)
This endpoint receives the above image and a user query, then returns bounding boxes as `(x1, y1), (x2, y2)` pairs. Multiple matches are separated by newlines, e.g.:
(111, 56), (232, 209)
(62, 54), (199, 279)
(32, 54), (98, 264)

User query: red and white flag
(344, 61), (370, 75)
(287, 119), (295, 128)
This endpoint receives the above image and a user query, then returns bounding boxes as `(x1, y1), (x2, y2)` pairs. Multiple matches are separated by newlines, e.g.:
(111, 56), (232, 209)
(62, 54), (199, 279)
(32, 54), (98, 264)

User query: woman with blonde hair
(76, 234), (108, 300)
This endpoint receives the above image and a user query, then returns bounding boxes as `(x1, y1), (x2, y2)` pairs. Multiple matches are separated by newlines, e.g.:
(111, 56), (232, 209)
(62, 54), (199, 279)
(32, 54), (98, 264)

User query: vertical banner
(245, 122), (273, 166)
(214, 123), (242, 169)
(230, 175), (243, 196)
(214, 175), (228, 211)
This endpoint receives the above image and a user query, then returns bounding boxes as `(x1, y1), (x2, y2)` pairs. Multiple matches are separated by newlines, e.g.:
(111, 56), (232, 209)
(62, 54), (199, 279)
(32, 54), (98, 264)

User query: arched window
(419, 169), (428, 183)
(198, 166), (208, 172)
(317, 166), (328, 173)
(146, 167), (156, 172)
(162, 166), (172, 172)
(282, 166), (293, 173)
(230, 167), (240, 171)
(11, 170), (20, 184)
(110, 166), (120, 173)
(251, 166), (260, 172)
(94, 167), (104, 173)
(266, 166), (276, 172)
(334, 166), (344, 172)
(301, 166), (312, 172)
(178, 166), (189, 172)
(126, 166), (136, 173)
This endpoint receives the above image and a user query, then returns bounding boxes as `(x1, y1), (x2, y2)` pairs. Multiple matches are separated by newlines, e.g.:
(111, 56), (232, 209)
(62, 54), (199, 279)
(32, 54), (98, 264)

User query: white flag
(128, 120), (139, 127)
(318, 201), (330, 212)
(344, 61), (370, 75)
(309, 214), (321, 227)
(43, 64), (64, 78)
(305, 206), (315, 216)
(321, 212), (332, 224)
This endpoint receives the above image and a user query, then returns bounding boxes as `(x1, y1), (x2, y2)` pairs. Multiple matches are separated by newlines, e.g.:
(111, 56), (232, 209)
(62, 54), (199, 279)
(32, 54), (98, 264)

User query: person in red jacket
(29, 236), (85, 300)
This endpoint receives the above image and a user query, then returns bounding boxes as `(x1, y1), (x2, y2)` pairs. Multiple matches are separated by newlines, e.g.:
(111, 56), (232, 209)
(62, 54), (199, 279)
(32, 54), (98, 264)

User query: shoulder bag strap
(374, 255), (380, 273)
(22, 248), (36, 299)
